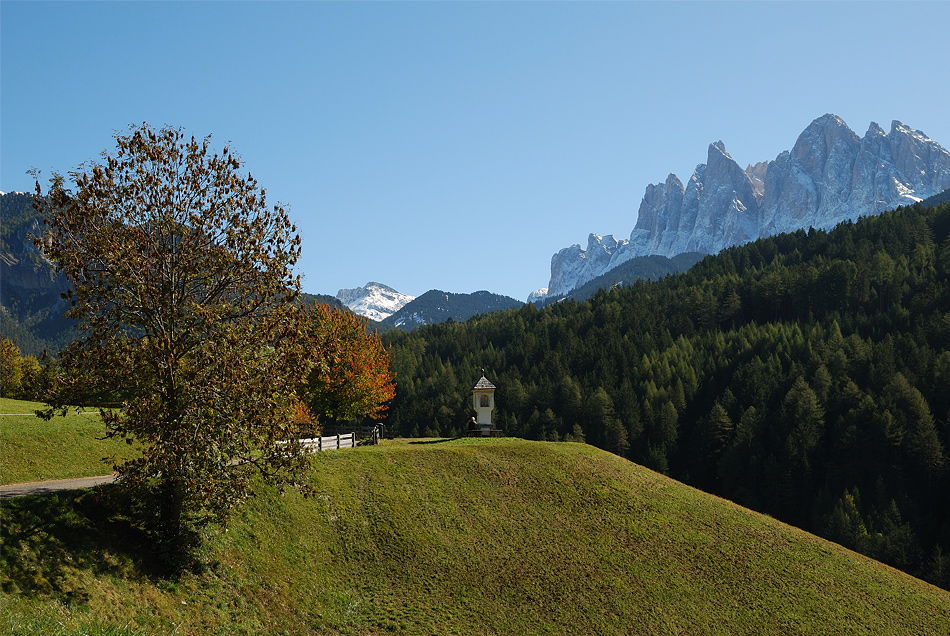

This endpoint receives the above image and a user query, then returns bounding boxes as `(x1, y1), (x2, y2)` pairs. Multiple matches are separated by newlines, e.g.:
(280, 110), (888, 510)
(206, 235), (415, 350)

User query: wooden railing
(296, 424), (385, 452)
(299, 433), (357, 452)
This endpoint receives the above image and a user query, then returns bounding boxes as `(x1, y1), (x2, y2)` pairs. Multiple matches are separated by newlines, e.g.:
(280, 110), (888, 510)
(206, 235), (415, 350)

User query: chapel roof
(472, 373), (496, 390)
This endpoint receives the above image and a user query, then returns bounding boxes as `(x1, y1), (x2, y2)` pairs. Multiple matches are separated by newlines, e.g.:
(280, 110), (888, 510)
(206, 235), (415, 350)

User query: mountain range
(0, 195), (521, 354)
(380, 289), (522, 329)
(336, 281), (414, 322)
(335, 281), (522, 329)
(7, 114), (950, 350)
(540, 114), (950, 299)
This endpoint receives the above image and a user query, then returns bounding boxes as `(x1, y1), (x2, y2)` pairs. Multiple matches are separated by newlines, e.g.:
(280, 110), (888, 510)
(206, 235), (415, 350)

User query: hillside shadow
(409, 437), (462, 445)
(0, 486), (167, 603)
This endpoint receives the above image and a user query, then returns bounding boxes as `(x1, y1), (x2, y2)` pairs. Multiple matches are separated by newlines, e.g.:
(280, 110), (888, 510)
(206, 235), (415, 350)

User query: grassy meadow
(2, 438), (949, 635)
(0, 398), (137, 485)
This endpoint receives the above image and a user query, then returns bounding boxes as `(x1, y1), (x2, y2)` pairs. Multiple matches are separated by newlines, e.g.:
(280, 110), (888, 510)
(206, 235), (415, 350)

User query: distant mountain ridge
(542, 114), (950, 299)
(0, 189), (520, 349)
(382, 289), (522, 330)
(335, 282), (521, 330)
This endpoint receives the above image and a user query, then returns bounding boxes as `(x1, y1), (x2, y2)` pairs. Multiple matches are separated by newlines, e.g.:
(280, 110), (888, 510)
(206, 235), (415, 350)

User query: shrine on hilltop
(470, 370), (502, 437)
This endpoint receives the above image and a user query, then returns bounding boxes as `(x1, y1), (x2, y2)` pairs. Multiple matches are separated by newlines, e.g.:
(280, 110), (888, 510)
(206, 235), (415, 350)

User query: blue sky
(3, 2), (949, 302)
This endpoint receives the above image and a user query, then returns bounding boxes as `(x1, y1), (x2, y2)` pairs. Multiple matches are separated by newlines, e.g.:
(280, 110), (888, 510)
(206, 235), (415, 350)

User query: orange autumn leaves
(296, 303), (396, 424)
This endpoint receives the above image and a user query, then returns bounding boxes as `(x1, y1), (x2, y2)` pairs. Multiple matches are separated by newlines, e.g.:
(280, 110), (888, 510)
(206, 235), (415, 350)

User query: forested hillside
(0, 192), (75, 356)
(382, 199), (950, 589)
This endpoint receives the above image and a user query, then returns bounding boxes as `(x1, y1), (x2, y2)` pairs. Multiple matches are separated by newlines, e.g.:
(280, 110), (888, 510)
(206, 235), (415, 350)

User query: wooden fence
(299, 433), (357, 452)
(296, 424), (385, 453)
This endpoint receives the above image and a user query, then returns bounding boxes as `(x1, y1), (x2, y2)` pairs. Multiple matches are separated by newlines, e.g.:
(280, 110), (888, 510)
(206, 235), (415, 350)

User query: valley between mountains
(3, 115), (950, 632)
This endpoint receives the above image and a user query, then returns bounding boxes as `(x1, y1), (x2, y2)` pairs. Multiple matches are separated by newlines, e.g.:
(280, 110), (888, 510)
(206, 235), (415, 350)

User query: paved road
(0, 474), (116, 499)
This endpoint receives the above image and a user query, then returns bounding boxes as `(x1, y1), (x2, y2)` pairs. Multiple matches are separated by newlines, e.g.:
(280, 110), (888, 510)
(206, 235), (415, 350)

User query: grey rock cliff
(545, 114), (950, 298)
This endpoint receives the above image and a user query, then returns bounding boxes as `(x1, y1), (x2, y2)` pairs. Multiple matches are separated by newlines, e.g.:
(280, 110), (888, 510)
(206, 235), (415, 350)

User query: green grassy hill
(2, 439), (949, 635)
(0, 398), (137, 484)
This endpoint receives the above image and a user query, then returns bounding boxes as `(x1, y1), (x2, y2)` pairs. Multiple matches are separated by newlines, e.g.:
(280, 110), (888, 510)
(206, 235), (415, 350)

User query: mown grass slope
(0, 398), (137, 484)
(2, 438), (949, 635)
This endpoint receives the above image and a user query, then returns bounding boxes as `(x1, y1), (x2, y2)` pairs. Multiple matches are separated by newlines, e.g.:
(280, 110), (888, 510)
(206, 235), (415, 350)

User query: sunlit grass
(0, 398), (138, 484)
(0, 596), (156, 636)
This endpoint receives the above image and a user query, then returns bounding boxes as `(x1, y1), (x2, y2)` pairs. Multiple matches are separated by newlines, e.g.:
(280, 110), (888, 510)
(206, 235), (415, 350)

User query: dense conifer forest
(382, 199), (950, 589)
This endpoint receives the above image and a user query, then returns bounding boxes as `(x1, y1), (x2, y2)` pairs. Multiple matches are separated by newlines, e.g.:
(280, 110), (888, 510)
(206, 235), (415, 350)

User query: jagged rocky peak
(635, 174), (683, 238)
(541, 114), (950, 299)
(887, 120), (950, 194)
(335, 281), (415, 322)
(789, 113), (859, 170)
(866, 121), (886, 137)
(546, 233), (629, 299)
(745, 161), (768, 200)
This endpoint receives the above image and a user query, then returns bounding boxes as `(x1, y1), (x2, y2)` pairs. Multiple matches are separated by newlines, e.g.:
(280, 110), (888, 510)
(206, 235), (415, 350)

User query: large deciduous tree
(34, 124), (312, 555)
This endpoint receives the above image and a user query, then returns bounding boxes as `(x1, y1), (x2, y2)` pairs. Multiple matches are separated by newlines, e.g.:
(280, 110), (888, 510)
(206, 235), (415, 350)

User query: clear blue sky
(3, 2), (949, 302)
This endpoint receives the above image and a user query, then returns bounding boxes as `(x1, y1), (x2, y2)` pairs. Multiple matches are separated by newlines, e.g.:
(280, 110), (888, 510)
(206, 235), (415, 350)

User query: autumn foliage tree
(34, 124), (313, 559)
(0, 338), (25, 397)
(296, 302), (395, 426)
(0, 338), (48, 400)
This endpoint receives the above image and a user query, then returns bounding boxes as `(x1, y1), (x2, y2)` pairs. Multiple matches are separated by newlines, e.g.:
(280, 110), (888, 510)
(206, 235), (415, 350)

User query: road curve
(0, 474), (116, 499)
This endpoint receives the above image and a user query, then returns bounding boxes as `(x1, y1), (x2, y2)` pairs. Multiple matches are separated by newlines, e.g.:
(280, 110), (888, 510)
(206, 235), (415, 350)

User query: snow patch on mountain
(527, 288), (549, 304)
(336, 282), (414, 322)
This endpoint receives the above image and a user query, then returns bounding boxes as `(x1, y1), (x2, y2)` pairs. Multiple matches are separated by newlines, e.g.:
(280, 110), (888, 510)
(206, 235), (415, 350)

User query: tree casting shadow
(0, 485), (178, 603)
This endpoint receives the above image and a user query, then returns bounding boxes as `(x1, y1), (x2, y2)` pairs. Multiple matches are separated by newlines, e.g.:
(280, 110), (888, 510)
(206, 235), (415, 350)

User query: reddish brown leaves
(295, 303), (396, 423)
